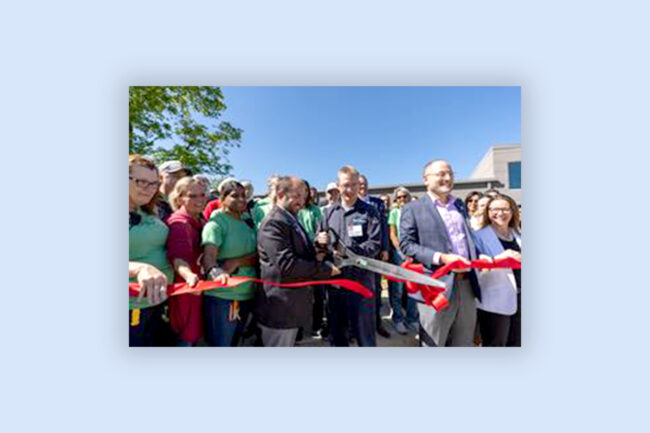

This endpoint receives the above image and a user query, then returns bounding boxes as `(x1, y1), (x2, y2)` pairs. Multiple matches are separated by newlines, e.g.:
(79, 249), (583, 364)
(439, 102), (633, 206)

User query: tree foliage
(129, 86), (242, 176)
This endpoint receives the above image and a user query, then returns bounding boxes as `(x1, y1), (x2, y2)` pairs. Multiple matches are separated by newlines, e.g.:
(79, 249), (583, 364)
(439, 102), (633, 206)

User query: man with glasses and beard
(255, 176), (341, 346)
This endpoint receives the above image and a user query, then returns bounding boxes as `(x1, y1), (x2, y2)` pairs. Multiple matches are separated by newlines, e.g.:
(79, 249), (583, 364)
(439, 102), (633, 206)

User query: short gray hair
(422, 159), (452, 176)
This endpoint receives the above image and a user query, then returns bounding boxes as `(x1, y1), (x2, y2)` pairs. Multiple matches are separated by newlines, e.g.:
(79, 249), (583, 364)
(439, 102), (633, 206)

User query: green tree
(129, 86), (242, 176)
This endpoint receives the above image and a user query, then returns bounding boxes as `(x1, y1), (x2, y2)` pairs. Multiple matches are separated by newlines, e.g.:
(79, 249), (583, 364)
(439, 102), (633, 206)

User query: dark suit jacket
(399, 194), (482, 301)
(255, 206), (332, 329)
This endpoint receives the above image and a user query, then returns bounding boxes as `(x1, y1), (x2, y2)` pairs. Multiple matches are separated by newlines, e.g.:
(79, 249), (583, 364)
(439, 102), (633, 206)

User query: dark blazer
(399, 194), (482, 301)
(255, 206), (332, 329)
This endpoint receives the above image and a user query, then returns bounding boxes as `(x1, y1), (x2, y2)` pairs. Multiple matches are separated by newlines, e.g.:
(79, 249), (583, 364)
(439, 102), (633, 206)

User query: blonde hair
(337, 165), (359, 180)
(169, 176), (203, 211)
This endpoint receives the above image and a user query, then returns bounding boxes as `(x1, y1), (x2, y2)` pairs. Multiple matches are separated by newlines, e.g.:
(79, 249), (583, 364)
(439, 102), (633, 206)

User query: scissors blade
(348, 255), (447, 289)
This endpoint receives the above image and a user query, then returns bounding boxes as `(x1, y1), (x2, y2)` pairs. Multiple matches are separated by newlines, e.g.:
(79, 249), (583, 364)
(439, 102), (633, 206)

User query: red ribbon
(431, 257), (521, 280)
(129, 276), (373, 299)
(386, 257), (521, 312)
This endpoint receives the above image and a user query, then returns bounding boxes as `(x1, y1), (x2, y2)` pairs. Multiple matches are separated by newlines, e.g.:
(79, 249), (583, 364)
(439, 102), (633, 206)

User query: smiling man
(255, 176), (341, 346)
(317, 166), (382, 346)
(399, 160), (482, 347)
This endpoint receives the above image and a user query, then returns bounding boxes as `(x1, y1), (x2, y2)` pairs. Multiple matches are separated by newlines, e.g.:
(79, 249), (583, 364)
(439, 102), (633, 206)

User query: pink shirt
(166, 209), (204, 276)
(427, 193), (470, 264)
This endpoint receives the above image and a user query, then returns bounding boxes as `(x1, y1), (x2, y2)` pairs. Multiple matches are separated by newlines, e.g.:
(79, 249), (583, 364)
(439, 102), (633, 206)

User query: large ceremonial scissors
(323, 228), (446, 290)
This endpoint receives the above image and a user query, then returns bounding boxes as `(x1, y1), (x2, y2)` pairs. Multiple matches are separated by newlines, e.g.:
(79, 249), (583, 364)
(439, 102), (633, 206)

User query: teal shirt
(202, 210), (257, 300)
(297, 204), (322, 241)
(388, 207), (402, 240)
(129, 210), (174, 310)
(252, 196), (273, 230)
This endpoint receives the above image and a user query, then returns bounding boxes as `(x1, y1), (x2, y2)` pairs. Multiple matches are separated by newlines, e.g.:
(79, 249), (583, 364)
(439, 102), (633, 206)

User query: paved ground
(231, 281), (420, 347)
(295, 285), (419, 347)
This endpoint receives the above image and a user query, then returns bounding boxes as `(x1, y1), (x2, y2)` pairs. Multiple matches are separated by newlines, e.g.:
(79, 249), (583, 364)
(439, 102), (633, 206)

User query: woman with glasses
(165, 176), (208, 346)
(129, 154), (174, 346)
(473, 194), (522, 346)
(387, 186), (419, 335)
(200, 180), (258, 346)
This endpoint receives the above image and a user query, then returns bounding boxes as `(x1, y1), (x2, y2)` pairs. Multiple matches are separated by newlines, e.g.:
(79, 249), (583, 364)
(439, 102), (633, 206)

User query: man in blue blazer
(399, 160), (482, 347)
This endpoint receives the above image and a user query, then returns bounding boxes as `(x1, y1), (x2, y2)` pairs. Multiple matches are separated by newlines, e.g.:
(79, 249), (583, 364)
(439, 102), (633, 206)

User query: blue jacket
(472, 225), (521, 315)
(399, 194), (481, 301)
(319, 199), (382, 290)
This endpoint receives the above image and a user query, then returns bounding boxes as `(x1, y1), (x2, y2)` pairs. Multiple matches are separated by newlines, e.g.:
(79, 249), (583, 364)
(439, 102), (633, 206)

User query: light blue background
(2, 1), (648, 432)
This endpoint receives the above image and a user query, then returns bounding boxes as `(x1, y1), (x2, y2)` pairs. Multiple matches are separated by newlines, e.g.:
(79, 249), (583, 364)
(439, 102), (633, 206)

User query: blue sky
(219, 86), (520, 194)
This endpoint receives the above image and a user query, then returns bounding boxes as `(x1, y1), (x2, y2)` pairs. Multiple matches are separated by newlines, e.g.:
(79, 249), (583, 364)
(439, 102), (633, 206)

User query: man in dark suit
(358, 174), (392, 339)
(255, 176), (340, 346)
(399, 160), (482, 347)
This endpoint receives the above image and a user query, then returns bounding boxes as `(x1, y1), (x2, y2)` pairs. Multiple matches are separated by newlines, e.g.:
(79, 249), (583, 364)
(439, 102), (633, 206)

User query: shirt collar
(427, 191), (456, 208)
(340, 198), (359, 213)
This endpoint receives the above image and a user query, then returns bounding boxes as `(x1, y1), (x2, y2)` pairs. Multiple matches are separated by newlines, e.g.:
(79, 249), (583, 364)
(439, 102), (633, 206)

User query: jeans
(388, 251), (419, 325)
(203, 296), (251, 347)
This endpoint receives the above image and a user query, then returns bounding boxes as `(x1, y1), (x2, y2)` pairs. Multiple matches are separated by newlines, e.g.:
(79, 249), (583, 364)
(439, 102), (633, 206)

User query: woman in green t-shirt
(129, 155), (175, 346)
(201, 180), (258, 346)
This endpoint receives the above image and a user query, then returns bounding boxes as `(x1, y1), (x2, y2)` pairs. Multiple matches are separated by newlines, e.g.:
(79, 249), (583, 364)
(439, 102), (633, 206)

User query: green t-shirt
(388, 207), (402, 240)
(252, 196), (273, 230)
(129, 210), (174, 310)
(201, 210), (258, 300)
(297, 204), (323, 241)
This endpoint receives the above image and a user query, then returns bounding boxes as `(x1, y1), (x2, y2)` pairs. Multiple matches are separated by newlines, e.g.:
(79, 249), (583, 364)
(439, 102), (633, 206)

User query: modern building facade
(364, 143), (522, 205)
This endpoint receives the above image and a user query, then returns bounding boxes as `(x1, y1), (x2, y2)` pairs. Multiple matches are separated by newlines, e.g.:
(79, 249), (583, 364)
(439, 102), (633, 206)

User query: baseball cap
(326, 182), (338, 192)
(158, 160), (190, 175)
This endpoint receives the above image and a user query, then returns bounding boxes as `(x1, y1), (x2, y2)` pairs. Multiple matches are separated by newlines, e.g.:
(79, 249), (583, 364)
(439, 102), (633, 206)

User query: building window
(508, 161), (521, 189)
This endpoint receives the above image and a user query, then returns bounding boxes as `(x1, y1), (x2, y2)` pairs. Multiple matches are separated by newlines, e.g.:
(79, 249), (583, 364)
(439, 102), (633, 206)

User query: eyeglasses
(489, 208), (512, 214)
(396, 195), (408, 199)
(130, 177), (160, 190)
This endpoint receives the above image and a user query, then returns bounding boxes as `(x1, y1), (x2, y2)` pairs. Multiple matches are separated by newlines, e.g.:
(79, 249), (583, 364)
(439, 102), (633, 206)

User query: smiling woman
(473, 194), (522, 347)
(128, 154), (175, 346)
(165, 176), (208, 346)
(200, 180), (258, 346)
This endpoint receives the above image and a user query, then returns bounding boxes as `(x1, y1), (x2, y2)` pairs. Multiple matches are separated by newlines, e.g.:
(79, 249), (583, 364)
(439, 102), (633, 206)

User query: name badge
(348, 224), (363, 238)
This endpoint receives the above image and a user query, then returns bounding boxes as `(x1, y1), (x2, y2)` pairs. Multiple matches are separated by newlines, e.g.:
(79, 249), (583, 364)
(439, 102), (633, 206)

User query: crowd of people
(129, 154), (522, 347)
